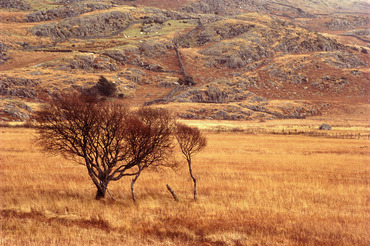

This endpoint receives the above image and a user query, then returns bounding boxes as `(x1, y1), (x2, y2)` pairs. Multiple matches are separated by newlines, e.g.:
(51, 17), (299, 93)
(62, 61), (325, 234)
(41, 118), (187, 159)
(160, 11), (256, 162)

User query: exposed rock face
(56, 55), (118, 72)
(26, 3), (112, 22)
(326, 16), (370, 31)
(171, 80), (266, 104)
(29, 5), (194, 40)
(0, 42), (7, 52)
(272, 32), (344, 53)
(315, 52), (365, 69)
(0, 76), (41, 99)
(179, 19), (256, 47)
(1, 101), (32, 121)
(266, 2), (315, 19)
(139, 8), (192, 23)
(0, 0), (30, 10)
(177, 100), (326, 120)
(266, 60), (309, 84)
(0, 42), (10, 65)
(177, 88), (229, 103)
(54, 0), (90, 3)
(312, 76), (349, 92)
(103, 50), (129, 63)
(193, 17), (346, 69)
(181, 0), (267, 15)
(30, 11), (132, 39)
(138, 39), (172, 57)
(120, 68), (146, 83)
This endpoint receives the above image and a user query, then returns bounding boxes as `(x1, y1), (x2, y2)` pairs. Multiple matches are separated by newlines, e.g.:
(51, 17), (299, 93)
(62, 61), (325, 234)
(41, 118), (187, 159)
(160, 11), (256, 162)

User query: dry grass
(0, 127), (369, 245)
(177, 115), (370, 135)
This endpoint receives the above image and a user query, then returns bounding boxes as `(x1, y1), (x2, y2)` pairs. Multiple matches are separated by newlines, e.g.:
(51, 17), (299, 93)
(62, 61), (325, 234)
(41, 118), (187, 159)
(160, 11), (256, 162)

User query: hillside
(0, 0), (369, 122)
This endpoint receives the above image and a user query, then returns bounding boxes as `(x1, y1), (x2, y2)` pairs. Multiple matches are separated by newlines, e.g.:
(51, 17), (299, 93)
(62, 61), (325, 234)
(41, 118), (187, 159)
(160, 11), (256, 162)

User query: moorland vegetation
(0, 0), (369, 245)
(0, 0), (368, 121)
(1, 126), (369, 245)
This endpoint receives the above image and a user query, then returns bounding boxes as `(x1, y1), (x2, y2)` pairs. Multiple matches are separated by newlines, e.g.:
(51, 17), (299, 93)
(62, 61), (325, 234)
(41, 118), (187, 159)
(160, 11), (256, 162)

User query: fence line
(1, 123), (369, 140)
(210, 127), (370, 140)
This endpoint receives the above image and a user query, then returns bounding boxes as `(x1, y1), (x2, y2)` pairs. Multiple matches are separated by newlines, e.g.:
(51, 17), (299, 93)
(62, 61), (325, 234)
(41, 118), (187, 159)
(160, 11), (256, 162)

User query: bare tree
(175, 124), (207, 201)
(36, 93), (175, 200)
(126, 107), (176, 203)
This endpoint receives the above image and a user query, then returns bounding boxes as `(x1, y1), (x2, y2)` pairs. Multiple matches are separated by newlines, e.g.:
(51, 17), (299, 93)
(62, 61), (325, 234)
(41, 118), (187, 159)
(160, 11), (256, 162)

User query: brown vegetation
(0, 1), (369, 122)
(1, 126), (369, 245)
(0, 1), (369, 243)
(36, 93), (176, 201)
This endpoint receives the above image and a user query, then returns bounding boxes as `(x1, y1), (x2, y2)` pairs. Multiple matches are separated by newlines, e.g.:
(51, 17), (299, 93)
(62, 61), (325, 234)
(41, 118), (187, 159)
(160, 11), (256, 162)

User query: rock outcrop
(0, 42), (10, 65)
(312, 76), (349, 92)
(0, 76), (41, 99)
(326, 16), (370, 31)
(319, 124), (332, 130)
(178, 19), (256, 47)
(176, 100), (326, 120)
(31, 11), (132, 39)
(0, 0), (30, 10)
(186, 17), (347, 69)
(181, 0), (267, 15)
(315, 52), (365, 69)
(1, 101), (33, 121)
(120, 68), (146, 83)
(171, 81), (264, 103)
(55, 54), (118, 72)
(26, 3), (112, 22)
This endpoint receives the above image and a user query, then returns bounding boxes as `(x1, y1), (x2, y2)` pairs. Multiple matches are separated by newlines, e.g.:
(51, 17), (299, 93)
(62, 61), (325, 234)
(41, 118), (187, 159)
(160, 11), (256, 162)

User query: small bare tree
(175, 124), (207, 201)
(36, 93), (175, 201)
(126, 107), (176, 203)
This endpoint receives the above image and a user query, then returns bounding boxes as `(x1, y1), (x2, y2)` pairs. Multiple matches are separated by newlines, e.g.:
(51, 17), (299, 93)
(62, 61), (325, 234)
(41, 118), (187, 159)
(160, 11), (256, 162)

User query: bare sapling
(175, 123), (207, 201)
(127, 107), (175, 203)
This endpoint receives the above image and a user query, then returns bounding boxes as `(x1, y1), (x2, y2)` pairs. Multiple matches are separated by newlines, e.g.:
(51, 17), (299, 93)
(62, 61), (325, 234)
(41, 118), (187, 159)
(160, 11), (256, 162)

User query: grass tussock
(0, 128), (369, 245)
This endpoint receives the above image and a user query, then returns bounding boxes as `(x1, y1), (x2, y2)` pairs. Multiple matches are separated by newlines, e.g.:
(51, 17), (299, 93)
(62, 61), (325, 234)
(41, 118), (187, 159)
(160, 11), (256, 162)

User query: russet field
(1, 123), (368, 245)
(1, 0), (369, 244)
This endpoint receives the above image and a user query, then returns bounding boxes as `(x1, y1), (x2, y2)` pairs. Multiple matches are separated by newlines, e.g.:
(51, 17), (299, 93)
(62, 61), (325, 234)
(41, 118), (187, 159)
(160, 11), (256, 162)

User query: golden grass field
(0, 126), (369, 245)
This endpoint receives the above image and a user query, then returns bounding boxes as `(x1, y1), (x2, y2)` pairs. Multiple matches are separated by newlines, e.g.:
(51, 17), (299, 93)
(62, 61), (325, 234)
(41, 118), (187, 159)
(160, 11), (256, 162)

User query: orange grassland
(0, 127), (369, 245)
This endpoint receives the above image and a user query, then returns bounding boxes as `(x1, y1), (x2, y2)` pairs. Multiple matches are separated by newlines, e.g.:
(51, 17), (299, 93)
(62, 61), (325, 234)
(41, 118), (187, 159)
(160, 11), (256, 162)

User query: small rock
(319, 124), (332, 130)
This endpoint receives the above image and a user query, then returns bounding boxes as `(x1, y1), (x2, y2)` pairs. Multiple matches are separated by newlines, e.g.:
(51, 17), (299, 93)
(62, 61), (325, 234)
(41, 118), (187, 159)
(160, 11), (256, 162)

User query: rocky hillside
(26, 2), (113, 22)
(0, 0), (369, 121)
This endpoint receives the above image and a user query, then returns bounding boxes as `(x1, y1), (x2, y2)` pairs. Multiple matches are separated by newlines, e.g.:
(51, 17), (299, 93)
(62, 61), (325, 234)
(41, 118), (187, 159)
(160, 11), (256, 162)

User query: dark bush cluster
(95, 75), (117, 97)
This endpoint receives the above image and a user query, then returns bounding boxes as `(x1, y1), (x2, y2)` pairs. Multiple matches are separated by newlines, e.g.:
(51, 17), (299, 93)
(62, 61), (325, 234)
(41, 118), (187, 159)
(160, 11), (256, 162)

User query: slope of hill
(0, 0), (368, 122)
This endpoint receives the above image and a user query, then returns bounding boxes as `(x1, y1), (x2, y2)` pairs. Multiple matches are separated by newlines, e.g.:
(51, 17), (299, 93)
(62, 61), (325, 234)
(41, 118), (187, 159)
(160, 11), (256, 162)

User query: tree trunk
(95, 185), (106, 200)
(192, 175), (197, 201)
(131, 170), (141, 203)
(188, 159), (197, 201)
(131, 180), (136, 203)
(87, 166), (107, 200)
(95, 179), (109, 200)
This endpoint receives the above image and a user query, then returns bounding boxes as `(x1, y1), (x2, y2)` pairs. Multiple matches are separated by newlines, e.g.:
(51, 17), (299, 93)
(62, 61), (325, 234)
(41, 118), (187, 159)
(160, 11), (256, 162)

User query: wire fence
(210, 127), (370, 140)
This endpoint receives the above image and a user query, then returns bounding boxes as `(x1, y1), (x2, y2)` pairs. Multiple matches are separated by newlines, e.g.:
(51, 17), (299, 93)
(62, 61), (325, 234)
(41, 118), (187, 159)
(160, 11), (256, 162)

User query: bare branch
(36, 93), (176, 200)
